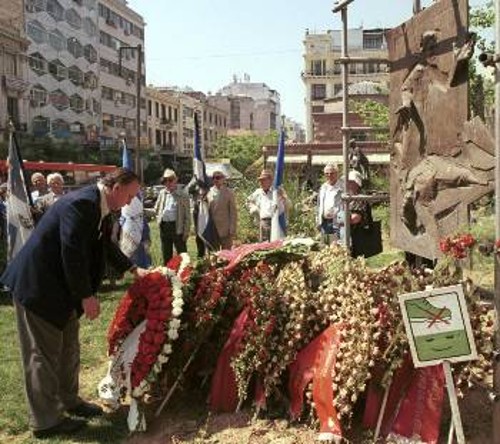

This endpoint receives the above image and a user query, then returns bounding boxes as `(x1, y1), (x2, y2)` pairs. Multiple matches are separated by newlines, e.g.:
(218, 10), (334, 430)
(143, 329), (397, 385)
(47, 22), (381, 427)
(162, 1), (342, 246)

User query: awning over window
(266, 153), (390, 165)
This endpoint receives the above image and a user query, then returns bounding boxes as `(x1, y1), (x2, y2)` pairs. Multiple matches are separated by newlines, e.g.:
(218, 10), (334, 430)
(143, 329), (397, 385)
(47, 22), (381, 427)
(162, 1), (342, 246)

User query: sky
(127, 0), (489, 125)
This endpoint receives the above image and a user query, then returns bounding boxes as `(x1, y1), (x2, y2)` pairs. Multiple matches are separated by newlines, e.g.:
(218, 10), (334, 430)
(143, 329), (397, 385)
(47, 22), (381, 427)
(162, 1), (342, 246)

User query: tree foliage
(350, 99), (390, 143)
(211, 131), (278, 174)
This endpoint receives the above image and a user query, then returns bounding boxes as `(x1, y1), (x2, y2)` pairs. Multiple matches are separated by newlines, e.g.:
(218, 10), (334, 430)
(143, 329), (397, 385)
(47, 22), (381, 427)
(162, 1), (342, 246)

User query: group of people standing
(152, 167), (238, 264)
(151, 161), (371, 265)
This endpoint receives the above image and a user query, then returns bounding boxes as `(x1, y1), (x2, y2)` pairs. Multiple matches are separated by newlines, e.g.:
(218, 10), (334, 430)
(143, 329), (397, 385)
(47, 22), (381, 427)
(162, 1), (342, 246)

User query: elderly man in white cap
(246, 169), (289, 242)
(316, 163), (344, 245)
(153, 169), (191, 264)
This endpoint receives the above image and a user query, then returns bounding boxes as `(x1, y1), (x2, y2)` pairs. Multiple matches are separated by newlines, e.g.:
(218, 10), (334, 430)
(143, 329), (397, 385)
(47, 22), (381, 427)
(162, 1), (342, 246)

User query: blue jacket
(1, 185), (132, 329)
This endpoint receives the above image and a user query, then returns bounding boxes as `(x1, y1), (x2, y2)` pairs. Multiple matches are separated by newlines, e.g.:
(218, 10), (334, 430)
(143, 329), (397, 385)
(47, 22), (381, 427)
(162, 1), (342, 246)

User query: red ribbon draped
(288, 325), (343, 439)
(208, 308), (250, 412)
(363, 354), (445, 443)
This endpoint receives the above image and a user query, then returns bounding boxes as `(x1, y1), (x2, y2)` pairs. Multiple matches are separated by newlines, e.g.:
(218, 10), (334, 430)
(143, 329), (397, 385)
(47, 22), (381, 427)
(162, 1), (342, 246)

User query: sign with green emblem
(399, 284), (477, 368)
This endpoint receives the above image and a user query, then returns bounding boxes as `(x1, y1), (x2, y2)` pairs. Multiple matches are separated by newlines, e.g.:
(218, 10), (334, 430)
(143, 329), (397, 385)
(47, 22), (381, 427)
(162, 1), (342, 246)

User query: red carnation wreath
(107, 271), (173, 389)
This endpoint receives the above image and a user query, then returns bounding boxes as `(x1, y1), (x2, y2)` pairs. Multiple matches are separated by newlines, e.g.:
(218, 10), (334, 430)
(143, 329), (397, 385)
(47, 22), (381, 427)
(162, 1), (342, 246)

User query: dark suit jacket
(1, 185), (132, 329)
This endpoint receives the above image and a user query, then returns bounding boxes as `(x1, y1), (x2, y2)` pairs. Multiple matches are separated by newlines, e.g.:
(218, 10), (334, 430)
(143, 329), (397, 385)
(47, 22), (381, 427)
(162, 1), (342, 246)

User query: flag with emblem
(6, 131), (34, 261)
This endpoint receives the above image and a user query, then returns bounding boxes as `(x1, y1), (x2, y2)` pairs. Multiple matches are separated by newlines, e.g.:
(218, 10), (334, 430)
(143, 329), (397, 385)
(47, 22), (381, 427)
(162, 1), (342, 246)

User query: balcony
(3, 75), (31, 92)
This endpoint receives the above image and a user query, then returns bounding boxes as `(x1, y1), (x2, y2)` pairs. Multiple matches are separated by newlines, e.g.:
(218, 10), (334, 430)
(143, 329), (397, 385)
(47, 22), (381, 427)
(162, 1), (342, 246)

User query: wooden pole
(154, 346), (199, 417)
(373, 379), (392, 442)
(493, 3), (500, 443)
(443, 361), (465, 444)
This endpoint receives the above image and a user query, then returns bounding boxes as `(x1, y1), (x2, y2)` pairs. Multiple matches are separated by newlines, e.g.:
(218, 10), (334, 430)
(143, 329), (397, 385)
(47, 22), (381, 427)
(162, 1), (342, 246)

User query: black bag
(351, 205), (383, 259)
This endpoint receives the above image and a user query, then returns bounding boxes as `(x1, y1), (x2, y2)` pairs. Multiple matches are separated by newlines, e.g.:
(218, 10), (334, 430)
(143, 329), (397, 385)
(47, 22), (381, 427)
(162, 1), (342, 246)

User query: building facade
(24, 0), (101, 143)
(146, 86), (181, 164)
(209, 76), (281, 135)
(21, 0), (145, 150)
(0, 0), (30, 133)
(283, 117), (305, 143)
(98, 0), (146, 150)
(302, 28), (389, 141)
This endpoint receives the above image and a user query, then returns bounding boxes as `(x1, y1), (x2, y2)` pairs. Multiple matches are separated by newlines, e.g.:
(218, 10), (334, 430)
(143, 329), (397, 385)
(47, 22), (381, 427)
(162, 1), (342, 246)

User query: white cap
(348, 170), (363, 187)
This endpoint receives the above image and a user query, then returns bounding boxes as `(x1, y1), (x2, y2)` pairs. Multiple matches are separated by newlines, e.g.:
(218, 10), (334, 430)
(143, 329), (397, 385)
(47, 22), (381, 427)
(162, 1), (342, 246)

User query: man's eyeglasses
(213, 175), (223, 180)
(165, 177), (175, 182)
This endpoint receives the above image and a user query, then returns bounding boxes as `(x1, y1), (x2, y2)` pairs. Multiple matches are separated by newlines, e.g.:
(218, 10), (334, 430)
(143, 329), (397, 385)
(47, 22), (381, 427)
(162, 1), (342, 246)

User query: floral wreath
(106, 254), (190, 398)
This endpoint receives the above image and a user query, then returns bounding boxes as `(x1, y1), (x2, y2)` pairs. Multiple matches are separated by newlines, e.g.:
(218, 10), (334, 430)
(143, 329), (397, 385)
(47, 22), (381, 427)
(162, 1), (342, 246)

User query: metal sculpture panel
(387, 0), (494, 259)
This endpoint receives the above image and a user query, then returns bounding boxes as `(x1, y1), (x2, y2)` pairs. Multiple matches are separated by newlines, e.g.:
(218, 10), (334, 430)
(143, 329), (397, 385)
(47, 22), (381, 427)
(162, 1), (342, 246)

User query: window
(48, 59), (67, 80)
(155, 102), (159, 118)
(312, 105), (324, 113)
(49, 89), (69, 111)
(84, 71), (97, 89)
(92, 99), (100, 114)
(310, 59), (326, 76)
(52, 119), (70, 138)
(148, 100), (152, 116)
(7, 97), (20, 125)
(27, 21), (46, 43)
(83, 44), (97, 64)
(363, 33), (384, 50)
(101, 86), (114, 101)
(70, 94), (84, 113)
(30, 85), (48, 107)
(26, 0), (45, 13)
(334, 83), (342, 95)
(83, 18), (97, 37)
(32, 116), (50, 136)
(29, 53), (47, 75)
(65, 8), (82, 29)
(67, 37), (83, 58)
(48, 30), (65, 52)
(68, 66), (83, 85)
(46, 0), (63, 21)
(311, 84), (326, 100)
(3, 52), (17, 76)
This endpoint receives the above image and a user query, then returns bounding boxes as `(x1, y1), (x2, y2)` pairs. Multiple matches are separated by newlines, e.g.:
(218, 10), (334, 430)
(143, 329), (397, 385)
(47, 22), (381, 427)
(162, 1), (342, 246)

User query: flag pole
(9, 122), (34, 208)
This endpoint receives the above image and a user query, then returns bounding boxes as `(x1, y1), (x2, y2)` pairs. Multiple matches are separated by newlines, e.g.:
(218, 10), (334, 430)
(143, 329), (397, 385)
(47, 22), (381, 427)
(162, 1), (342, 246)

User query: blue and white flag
(121, 138), (133, 171)
(6, 132), (34, 261)
(119, 139), (144, 259)
(270, 127), (287, 241)
(193, 113), (216, 249)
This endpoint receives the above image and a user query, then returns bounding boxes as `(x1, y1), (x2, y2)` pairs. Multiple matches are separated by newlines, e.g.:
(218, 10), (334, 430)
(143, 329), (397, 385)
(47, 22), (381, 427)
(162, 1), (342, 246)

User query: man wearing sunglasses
(207, 171), (237, 250)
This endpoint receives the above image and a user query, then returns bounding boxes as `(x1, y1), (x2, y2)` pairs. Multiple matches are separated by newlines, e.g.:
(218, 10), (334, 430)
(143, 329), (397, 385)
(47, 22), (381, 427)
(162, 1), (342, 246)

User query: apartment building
(98, 0), (145, 149)
(283, 117), (305, 143)
(183, 91), (228, 157)
(209, 76), (281, 135)
(24, 0), (101, 143)
(146, 86), (181, 162)
(0, 0), (30, 132)
(302, 28), (389, 141)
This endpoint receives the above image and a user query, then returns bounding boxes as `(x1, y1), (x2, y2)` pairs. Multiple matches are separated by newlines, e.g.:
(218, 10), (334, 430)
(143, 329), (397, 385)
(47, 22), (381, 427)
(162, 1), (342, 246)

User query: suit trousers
(14, 301), (81, 430)
(159, 221), (187, 265)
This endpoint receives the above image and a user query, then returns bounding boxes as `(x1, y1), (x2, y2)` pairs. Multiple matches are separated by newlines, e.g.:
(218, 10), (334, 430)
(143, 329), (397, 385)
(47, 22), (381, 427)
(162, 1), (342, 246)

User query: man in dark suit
(1, 168), (148, 439)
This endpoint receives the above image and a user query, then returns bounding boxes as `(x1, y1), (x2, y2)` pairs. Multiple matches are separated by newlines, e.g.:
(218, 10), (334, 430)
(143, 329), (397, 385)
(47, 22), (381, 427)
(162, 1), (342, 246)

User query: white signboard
(399, 284), (477, 368)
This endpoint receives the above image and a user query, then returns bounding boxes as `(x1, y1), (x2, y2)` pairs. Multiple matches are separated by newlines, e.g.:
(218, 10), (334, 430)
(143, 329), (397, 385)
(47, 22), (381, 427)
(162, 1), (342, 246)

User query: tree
(211, 131), (278, 174)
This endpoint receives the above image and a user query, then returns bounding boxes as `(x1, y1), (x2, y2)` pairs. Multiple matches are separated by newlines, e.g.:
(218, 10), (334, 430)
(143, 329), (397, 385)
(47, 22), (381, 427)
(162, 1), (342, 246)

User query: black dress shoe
(33, 417), (87, 439)
(67, 401), (104, 418)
